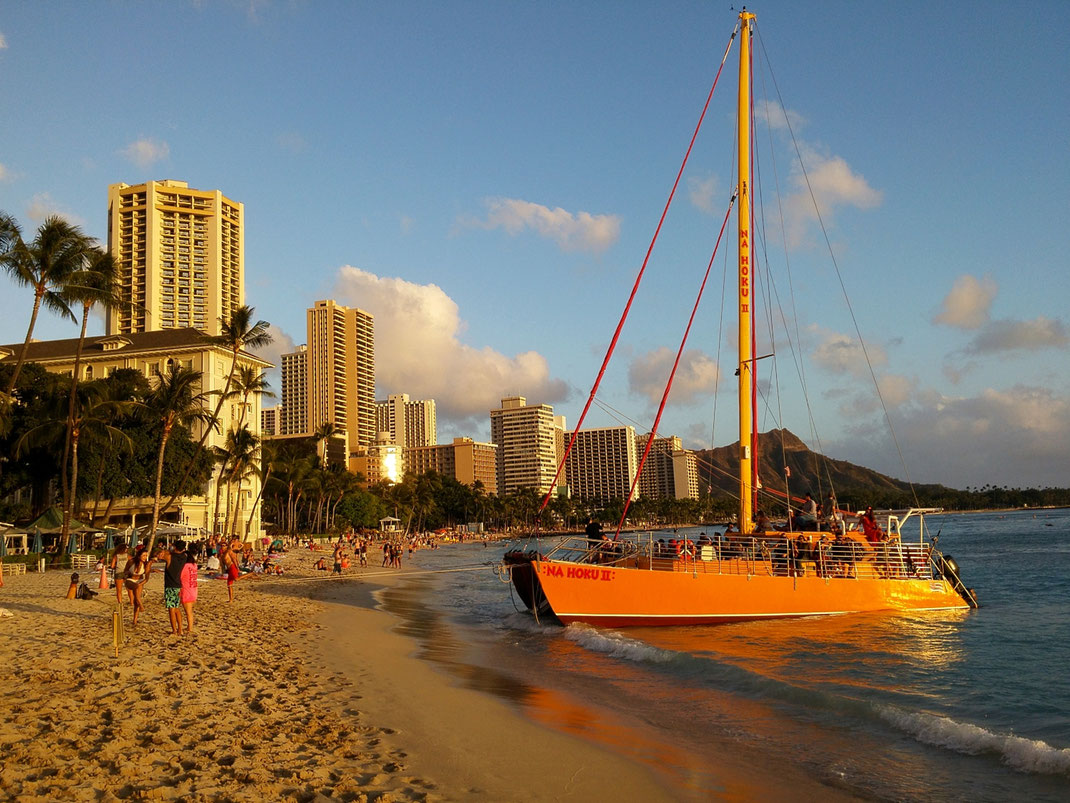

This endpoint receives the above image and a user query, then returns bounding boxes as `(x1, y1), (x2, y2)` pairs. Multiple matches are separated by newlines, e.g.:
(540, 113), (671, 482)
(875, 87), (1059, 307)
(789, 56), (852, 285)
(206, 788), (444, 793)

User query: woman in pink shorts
(180, 549), (199, 634)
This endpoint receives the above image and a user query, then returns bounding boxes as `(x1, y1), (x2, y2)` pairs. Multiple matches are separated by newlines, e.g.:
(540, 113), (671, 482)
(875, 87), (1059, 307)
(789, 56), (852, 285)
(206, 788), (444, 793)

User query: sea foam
(879, 706), (1070, 776)
(564, 624), (675, 664)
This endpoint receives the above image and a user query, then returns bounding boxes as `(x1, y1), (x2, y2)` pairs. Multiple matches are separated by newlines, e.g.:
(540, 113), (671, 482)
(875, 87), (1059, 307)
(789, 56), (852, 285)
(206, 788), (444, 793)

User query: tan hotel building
(273, 301), (375, 454)
(375, 393), (437, 449)
(106, 180), (243, 337)
(490, 396), (561, 497)
(563, 426), (640, 502)
(405, 437), (498, 495)
(0, 329), (270, 536)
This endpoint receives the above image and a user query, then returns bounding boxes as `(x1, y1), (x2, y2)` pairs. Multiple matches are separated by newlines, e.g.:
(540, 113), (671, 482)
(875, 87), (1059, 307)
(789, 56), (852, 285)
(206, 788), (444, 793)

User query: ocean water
(384, 509), (1070, 801)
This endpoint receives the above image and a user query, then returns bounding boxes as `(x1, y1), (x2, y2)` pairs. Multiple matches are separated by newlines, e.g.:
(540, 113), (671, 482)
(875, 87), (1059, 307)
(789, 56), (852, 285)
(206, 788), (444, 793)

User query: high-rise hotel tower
(106, 180), (243, 336)
(275, 301), (376, 450)
(490, 396), (561, 497)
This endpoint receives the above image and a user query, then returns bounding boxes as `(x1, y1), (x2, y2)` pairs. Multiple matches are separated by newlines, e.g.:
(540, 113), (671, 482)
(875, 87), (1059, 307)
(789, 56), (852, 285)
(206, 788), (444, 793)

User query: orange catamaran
(502, 10), (977, 627)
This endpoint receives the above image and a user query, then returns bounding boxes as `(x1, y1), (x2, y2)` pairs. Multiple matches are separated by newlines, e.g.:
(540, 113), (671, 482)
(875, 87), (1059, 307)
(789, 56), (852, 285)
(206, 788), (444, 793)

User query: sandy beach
(0, 544), (858, 801)
(0, 547), (670, 802)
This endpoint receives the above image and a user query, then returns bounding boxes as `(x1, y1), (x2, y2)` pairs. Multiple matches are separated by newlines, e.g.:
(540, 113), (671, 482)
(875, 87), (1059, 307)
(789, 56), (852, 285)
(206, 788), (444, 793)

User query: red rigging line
(613, 196), (736, 538)
(537, 23), (741, 517)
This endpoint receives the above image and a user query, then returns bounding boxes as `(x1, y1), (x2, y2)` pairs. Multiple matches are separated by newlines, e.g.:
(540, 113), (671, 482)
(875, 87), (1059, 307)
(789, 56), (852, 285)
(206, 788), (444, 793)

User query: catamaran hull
(516, 558), (971, 627)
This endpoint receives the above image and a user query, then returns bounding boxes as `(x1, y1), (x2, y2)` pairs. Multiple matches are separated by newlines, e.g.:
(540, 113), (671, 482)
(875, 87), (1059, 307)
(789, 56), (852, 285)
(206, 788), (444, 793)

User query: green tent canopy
(25, 506), (97, 534)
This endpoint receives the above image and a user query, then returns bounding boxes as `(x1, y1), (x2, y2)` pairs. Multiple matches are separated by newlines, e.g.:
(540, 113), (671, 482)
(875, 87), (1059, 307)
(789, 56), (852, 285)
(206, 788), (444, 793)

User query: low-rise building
(0, 328), (272, 538)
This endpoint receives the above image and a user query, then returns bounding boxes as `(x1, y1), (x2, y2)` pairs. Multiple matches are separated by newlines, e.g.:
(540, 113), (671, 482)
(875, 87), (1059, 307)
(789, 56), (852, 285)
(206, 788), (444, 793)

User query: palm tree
(143, 365), (215, 555)
(220, 425), (260, 538)
(210, 439), (232, 537)
(231, 364), (274, 432)
(245, 438), (279, 538)
(159, 305), (272, 523)
(59, 247), (122, 539)
(0, 215), (89, 394)
(311, 421), (339, 467)
(16, 381), (135, 541)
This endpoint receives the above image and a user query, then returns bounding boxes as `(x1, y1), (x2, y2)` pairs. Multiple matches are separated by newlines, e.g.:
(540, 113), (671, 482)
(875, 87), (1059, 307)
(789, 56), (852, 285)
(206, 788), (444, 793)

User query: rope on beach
(251, 562), (499, 586)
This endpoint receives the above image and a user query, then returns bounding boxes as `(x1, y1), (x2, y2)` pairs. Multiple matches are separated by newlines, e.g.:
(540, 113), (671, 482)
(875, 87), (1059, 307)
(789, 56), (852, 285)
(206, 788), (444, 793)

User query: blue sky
(1, 1), (1068, 489)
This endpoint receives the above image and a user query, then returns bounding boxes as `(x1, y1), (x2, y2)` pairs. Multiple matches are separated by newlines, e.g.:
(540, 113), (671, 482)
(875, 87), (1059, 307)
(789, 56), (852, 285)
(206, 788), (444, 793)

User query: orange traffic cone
(98, 563), (109, 590)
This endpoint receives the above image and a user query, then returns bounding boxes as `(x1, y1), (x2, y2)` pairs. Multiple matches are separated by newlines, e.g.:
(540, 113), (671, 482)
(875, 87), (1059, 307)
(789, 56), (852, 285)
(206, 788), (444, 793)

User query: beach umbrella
(129, 529), (138, 550)
(0, 532), (7, 557)
(66, 533), (77, 554)
(105, 530), (115, 550)
(32, 528), (43, 554)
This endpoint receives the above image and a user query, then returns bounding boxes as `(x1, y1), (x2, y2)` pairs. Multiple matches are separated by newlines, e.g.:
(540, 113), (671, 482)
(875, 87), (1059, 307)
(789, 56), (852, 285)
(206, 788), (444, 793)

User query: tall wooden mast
(737, 9), (756, 533)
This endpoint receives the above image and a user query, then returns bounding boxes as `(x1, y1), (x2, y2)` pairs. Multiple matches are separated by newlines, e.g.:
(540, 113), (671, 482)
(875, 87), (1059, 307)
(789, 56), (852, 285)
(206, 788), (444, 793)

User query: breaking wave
(879, 707), (1070, 776)
(564, 624), (675, 664)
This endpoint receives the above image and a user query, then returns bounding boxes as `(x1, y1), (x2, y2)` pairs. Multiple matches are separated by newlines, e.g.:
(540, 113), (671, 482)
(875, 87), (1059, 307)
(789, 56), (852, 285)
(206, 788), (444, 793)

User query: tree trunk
(90, 441), (112, 525)
(5, 287), (44, 394)
(146, 419), (174, 556)
(245, 468), (271, 540)
(60, 304), (91, 545)
(223, 473), (234, 539)
(68, 428), (81, 537)
(211, 458), (228, 536)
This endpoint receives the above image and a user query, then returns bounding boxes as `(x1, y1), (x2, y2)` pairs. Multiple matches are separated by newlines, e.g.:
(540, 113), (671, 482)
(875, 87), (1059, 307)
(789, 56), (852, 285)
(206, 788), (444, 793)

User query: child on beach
(179, 545), (198, 634)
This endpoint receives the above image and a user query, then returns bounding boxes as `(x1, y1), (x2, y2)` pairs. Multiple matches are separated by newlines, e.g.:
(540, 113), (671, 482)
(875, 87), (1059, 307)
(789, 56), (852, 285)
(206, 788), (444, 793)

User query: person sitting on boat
(754, 510), (771, 535)
(831, 531), (856, 577)
(795, 532), (814, 572)
(803, 493), (819, 524)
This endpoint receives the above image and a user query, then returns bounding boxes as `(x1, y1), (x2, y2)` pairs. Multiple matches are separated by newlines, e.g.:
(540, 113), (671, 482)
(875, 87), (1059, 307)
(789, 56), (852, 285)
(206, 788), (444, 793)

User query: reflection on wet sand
(378, 579), (741, 798)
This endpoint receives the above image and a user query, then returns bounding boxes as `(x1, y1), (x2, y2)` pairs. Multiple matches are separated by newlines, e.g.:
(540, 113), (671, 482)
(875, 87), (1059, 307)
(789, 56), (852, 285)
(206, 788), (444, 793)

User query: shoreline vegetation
(0, 541), (849, 801)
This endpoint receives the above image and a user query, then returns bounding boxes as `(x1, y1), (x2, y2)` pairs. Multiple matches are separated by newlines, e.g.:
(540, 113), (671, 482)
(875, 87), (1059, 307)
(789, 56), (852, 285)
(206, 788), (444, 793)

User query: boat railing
(539, 531), (940, 581)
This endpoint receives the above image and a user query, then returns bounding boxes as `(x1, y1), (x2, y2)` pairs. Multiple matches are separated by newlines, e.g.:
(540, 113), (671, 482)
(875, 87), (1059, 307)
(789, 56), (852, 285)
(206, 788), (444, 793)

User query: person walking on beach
(109, 544), (129, 605)
(157, 540), (189, 635)
(123, 547), (149, 626)
(179, 543), (198, 634)
(221, 540), (240, 602)
(333, 542), (344, 575)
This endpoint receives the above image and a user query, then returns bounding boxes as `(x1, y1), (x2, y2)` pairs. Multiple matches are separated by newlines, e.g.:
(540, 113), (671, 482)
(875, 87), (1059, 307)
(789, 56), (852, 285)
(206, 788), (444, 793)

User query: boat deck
(548, 533), (935, 582)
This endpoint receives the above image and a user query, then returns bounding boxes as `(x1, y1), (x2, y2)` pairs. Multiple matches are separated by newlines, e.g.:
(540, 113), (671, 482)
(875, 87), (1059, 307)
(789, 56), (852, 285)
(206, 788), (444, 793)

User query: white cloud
(934, 274), (996, 329)
(0, 31), (7, 50)
(628, 347), (719, 406)
(250, 323), (296, 395)
(25, 193), (86, 227)
(756, 99), (806, 133)
(964, 317), (1069, 355)
(0, 163), (10, 182)
(810, 329), (886, 377)
(784, 146), (882, 248)
(464, 198), (620, 254)
(333, 266), (568, 426)
(121, 138), (170, 168)
(687, 174), (718, 214)
(832, 385), (1070, 488)
(832, 372), (915, 419)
